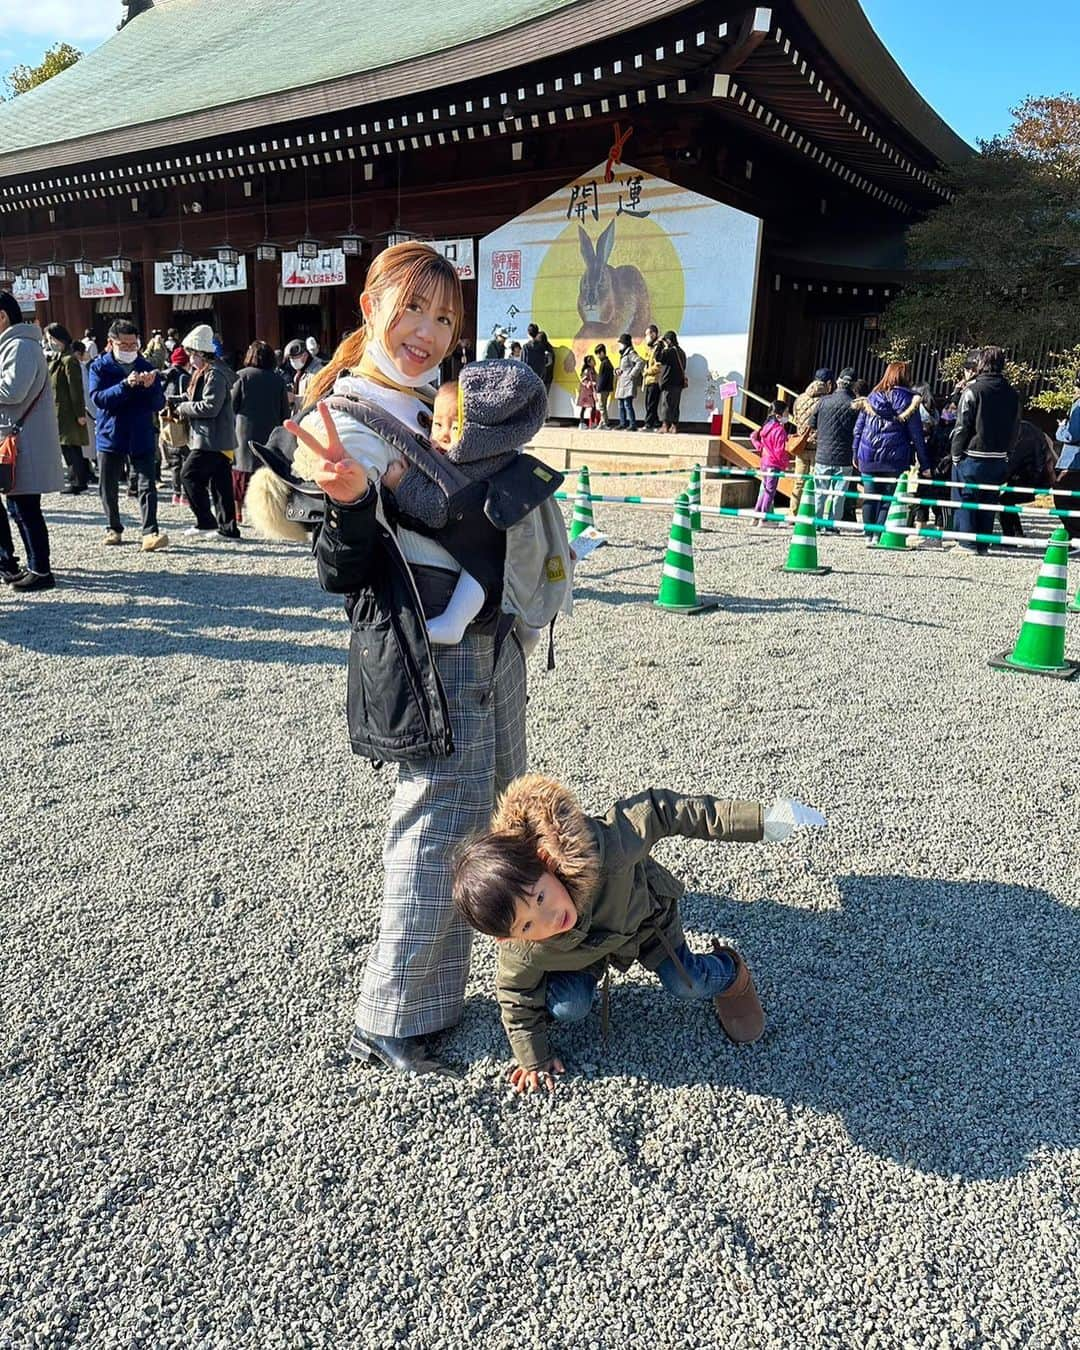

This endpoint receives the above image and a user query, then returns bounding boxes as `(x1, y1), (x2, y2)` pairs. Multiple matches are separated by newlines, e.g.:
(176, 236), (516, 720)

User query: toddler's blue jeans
(545, 941), (737, 1023)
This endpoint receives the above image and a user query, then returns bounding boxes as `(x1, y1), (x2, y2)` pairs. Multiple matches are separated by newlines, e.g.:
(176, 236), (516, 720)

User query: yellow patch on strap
(533, 465), (554, 482)
(545, 554), (566, 583)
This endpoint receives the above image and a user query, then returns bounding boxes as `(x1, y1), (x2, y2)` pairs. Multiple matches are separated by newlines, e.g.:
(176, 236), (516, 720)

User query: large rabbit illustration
(575, 219), (652, 340)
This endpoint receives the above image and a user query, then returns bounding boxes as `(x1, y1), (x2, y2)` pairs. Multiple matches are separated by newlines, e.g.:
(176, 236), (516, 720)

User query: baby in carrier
(387, 361), (547, 644)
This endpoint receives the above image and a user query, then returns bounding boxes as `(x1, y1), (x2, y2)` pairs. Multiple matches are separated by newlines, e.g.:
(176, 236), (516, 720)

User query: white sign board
(12, 274), (49, 305)
(281, 249), (346, 288)
(155, 258), (247, 295)
(79, 267), (126, 300)
(431, 238), (475, 281)
(477, 162), (762, 420)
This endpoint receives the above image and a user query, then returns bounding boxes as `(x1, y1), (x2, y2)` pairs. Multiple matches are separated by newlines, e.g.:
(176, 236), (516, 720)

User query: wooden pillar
(252, 255), (280, 352)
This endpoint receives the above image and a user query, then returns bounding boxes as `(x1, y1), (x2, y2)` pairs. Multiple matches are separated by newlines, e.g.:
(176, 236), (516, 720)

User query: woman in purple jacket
(853, 361), (933, 545)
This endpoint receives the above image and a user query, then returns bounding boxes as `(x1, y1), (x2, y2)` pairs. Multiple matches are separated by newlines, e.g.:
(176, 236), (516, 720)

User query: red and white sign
(281, 249), (346, 288)
(13, 274), (49, 305)
(79, 267), (125, 299)
(490, 249), (521, 290)
(431, 238), (475, 281)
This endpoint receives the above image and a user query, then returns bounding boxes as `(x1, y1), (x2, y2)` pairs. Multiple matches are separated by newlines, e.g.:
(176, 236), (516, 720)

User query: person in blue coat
(90, 320), (168, 551)
(853, 361), (933, 545)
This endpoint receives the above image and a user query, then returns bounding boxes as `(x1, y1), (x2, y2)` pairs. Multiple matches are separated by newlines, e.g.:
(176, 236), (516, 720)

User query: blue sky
(861, 0), (1079, 145)
(1, 1), (1076, 146)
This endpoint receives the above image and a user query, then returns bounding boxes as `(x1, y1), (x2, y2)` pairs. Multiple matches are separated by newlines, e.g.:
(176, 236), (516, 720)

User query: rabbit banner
(478, 162), (762, 423)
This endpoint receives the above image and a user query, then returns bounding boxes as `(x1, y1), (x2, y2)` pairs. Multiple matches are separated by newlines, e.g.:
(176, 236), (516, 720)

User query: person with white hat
(281, 337), (324, 412)
(173, 323), (240, 539)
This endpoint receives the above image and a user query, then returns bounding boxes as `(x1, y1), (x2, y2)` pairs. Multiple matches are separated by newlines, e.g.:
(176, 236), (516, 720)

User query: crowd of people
(0, 300), (327, 589)
(753, 349), (1079, 552)
(479, 321), (690, 433)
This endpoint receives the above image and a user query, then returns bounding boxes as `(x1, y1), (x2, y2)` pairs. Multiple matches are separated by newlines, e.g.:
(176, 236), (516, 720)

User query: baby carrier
(249, 395), (573, 660)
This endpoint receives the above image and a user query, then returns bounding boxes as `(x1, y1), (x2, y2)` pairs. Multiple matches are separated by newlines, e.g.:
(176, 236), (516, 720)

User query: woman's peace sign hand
(284, 401), (369, 505)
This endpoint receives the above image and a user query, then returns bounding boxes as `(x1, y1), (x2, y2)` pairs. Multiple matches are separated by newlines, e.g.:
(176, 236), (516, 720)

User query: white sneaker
(183, 526), (218, 536)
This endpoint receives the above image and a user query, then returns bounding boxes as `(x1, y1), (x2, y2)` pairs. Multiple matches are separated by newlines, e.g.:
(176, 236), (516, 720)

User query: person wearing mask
(809, 367), (858, 530)
(281, 337), (323, 412)
(175, 324), (240, 540)
(82, 330), (99, 362)
(0, 291), (63, 591)
(641, 324), (662, 430)
(230, 340), (290, 525)
(508, 341), (523, 361)
(304, 335), (322, 364)
(949, 346), (1020, 555)
(161, 345), (192, 506)
(165, 328), (181, 354)
(790, 369), (833, 517)
(89, 319), (168, 552)
(656, 330), (687, 433)
(614, 333), (645, 430)
(853, 361), (932, 546)
(44, 323), (90, 495)
(594, 342), (615, 428)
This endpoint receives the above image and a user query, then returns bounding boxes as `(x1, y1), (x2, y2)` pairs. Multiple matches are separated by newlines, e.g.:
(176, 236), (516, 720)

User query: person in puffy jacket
(1053, 377), (1080, 540)
(751, 400), (792, 525)
(853, 362), (932, 544)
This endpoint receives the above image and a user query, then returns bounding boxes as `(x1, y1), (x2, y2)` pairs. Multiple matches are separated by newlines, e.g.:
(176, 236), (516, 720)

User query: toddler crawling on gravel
(452, 775), (825, 1093)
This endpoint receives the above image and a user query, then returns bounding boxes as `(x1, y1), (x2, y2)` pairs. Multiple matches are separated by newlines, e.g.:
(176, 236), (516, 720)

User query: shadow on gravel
(0, 569), (348, 666)
(594, 875), (1078, 1180)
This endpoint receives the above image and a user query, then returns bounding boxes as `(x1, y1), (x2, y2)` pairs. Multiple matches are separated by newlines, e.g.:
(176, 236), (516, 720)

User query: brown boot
(712, 942), (765, 1044)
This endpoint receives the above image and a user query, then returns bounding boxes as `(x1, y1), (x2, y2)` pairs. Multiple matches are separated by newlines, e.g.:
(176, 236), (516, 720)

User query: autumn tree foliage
(2, 43), (81, 100)
(881, 94), (1080, 401)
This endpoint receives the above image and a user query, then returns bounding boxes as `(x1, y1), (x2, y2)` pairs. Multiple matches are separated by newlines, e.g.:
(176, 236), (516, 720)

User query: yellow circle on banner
(531, 214), (685, 395)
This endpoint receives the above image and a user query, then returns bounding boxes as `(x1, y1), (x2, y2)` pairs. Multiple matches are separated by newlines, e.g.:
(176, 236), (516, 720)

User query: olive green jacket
(491, 775), (764, 1068)
(48, 350), (88, 447)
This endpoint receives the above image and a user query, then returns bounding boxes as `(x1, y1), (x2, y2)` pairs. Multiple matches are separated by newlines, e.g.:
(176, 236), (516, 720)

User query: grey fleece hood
(451, 359), (548, 465)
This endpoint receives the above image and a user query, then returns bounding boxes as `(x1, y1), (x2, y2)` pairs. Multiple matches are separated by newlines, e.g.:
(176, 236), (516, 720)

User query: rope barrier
(555, 486), (1080, 520)
(557, 492), (1071, 552)
(698, 462), (1080, 499)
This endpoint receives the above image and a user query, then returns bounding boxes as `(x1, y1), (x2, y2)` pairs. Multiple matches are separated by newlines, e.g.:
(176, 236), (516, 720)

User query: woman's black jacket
(316, 486), (454, 764)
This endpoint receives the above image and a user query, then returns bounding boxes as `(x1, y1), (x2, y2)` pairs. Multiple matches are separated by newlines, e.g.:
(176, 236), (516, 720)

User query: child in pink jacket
(751, 400), (792, 525)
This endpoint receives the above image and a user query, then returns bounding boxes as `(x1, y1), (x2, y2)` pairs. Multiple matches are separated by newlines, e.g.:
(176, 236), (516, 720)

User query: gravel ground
(2, 491), (1078, 1350)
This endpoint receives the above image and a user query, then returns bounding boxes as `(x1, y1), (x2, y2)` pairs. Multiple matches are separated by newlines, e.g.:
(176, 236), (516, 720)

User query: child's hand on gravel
(507, 1059), (565, 1094)
(763, 798), (827, 842)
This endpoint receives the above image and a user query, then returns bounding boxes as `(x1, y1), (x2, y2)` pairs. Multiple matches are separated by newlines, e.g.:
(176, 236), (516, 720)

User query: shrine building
(0, 0), (971, 421)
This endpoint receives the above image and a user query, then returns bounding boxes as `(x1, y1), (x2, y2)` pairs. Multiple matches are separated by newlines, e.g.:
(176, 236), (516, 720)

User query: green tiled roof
(0, 0), (582, 159)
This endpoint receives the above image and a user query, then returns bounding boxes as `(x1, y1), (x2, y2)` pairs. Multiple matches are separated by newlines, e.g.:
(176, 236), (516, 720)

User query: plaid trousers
(355, 632), (528, 1039)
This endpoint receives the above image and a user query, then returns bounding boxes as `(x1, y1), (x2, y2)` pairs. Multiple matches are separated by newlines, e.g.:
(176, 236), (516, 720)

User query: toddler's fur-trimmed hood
(491, 774), (601, 914)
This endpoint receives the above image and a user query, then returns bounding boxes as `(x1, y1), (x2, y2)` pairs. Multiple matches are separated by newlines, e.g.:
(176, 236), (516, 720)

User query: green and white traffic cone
(873, 468), (915, 551)
(989, 528), (1078, 679)
(569, 465), (594, 542)
(781, 479), (830, 575)
(655, 493), (715, 614)
(687, 464), (702, 531)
